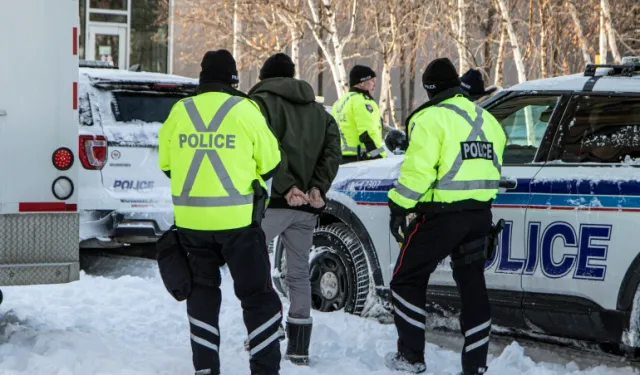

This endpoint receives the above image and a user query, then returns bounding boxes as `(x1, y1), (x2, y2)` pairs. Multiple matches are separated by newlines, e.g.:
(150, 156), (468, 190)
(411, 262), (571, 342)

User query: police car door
(523, 93), (640, 341)
(429, 92), (570, 328)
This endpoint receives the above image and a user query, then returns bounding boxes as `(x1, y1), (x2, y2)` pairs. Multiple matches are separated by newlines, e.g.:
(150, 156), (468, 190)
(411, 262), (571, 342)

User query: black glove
(388, 199), (408, 244)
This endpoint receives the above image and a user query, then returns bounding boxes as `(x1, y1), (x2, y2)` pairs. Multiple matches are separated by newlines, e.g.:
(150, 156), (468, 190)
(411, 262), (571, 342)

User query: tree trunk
(408, 43), (417, 116)
(378, 60), (392, 127)
(599, 10), (608, 63)
(495, 0), (527, 83)
(567, 1), (592, 65)
(324, 0), (354, 94)
(494, 22), (507, 87)
(538, 0), (548, 78)
(456, 0), (468, 73)
(388, 81), (398, 128)
(400, 44), (407, 124)
(601, 0), (621, 63)
(290, 27), (300, 79)
(317, 0), (324, 96)
(232, 0), (240, 65)
(483, 5), (495, 82)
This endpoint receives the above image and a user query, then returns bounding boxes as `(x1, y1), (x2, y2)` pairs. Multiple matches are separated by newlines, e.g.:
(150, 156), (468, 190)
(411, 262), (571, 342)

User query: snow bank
(0, 260), (638, 375)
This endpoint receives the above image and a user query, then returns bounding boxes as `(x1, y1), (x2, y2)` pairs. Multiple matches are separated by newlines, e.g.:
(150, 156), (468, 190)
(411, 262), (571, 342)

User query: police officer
(384, 57), (506, 375)
(331, 65), (386, 164)
(158, 49), (284, 375)
(460, 68), (499, 104)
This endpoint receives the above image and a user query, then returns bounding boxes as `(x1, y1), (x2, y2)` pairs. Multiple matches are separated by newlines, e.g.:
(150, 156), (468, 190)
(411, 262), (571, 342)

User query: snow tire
(273, 222), (371, 315)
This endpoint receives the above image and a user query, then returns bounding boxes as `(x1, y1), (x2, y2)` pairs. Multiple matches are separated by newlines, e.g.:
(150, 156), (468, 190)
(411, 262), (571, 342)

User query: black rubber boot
(284, 316), (313, 365)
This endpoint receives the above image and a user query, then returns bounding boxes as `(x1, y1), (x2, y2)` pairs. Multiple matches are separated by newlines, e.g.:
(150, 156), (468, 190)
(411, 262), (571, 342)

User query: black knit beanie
(422, 57), (460, 98)
(349, 65), (376, 87)
(259, 53), (295, 80)
(199, 49), (239, 85)
(460, 68), (497, 100)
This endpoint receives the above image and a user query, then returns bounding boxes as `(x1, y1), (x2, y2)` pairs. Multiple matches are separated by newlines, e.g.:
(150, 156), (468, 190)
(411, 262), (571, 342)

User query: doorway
(87, 25), (127, 68)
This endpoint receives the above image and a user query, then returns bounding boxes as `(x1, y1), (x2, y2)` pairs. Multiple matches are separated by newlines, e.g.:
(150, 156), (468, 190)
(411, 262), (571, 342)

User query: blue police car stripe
(333, 178), (640, 211)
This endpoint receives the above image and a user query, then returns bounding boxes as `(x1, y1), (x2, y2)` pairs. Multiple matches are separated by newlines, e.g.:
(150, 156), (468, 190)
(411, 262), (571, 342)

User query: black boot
(284, 316), (312, 365)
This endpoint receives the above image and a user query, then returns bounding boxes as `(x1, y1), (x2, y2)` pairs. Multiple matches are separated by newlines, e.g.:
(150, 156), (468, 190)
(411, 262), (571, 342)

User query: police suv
(271, 57), (640, 355)
(77, 62), (197, 248)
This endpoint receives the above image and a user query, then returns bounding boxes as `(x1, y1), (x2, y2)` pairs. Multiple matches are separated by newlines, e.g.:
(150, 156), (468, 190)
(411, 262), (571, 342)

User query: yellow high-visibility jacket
(159, 91), (281, 230)
(389, 94), (506, 210)
(331, 90), (386, 159)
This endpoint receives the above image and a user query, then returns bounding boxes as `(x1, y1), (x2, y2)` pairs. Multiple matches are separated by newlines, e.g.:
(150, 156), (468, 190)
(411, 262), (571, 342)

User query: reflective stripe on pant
(261, 208), (317, 319)
(389, 209), (492, 371)
(178, 225), (283, 375)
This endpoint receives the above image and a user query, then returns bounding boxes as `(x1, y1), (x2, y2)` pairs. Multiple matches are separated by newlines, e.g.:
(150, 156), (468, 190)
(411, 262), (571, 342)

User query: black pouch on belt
(156, 225), (192, 301)
(251, 179), (267, 226)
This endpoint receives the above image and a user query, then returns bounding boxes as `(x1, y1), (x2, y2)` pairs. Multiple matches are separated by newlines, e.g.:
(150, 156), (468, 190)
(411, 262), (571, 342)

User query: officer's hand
(286, 186), (309, 207)
(308, 188), (325, 209)
(388, 200), (407, 243)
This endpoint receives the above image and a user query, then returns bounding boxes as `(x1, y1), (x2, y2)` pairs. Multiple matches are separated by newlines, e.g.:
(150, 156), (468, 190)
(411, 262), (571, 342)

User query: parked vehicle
(77, 62), (197, 248)
(272, 57), (640, 355)
(0, 0), (81, 300)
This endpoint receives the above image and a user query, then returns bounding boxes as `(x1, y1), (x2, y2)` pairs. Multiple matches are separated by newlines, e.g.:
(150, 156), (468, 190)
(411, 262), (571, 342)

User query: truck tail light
(79, 135), (107, 170)
(52, 147), (74, 170)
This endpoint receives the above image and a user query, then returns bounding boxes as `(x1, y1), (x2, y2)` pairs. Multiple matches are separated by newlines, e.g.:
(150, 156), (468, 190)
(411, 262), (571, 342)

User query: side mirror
(384, 129), (408, 155)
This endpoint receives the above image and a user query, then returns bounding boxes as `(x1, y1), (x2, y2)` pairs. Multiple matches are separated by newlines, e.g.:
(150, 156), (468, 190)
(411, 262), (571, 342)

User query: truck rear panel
(0, 0), (80, 285)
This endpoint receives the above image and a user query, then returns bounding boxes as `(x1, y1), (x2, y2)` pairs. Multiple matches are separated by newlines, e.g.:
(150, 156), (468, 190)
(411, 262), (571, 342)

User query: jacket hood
(248, 77), (316, 104)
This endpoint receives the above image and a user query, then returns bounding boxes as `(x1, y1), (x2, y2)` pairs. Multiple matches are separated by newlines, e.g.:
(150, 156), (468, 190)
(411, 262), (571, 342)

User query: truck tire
(273, 223), (371, 315)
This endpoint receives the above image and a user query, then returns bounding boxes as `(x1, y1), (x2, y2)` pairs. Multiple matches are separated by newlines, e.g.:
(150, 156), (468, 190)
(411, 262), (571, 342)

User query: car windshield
(111, 91), (186, 123)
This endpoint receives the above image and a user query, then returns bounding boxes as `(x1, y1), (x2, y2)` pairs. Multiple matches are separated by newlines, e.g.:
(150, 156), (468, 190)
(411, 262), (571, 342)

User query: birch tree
(304, 0), (359, 95)
(567, 0), (592, 65)
(494, 0), (527, 83)
(601, 0), (622, 63)
(494, 23), (507, 87)
(599, 10), (608, 63)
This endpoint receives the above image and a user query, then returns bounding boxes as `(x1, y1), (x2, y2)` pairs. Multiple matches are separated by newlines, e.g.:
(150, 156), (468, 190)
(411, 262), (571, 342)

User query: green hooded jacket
(249, 77), (341, 212)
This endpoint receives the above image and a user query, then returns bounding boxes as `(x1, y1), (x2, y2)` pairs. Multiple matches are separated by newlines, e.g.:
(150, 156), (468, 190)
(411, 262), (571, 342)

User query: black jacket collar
(195, 81), (250, 99)
(349, 87), (374, 100)
(404, 87), (470, 129)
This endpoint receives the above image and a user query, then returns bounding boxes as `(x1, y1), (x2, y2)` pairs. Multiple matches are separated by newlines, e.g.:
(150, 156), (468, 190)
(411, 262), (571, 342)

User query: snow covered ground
(0, 254), (638, 375)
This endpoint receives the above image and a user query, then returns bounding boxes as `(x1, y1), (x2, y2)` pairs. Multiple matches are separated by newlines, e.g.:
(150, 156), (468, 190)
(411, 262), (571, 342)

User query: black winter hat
(422, 57), (461, 98)
(259, 53), (295, 80)
(349, 65), (376, 87)
(199, 49), (239, 85)
(460, 68), (498, 100)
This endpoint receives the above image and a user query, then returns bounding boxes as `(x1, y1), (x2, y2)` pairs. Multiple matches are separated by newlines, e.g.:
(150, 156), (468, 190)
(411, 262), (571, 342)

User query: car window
(78, 93), (94, 126)
(488, 95), (562, 164)
(558, 96), (640, 163)
(110, 91), (186, 124)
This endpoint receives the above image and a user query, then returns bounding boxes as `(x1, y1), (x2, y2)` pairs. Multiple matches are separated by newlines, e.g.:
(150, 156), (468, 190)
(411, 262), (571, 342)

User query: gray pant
(262, 208), (317, 319)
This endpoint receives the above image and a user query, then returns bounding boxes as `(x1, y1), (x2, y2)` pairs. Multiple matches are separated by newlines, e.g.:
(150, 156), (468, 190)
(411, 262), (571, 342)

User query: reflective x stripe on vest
(394, 104), (501, 201)
(435, 103), (501, 190)
(337, 93), (359, 153)
(172, 96), (254, 207)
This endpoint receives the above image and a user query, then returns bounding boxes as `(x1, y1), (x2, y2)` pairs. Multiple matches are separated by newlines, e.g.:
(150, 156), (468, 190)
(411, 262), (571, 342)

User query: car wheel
(273, 223), (371, 315)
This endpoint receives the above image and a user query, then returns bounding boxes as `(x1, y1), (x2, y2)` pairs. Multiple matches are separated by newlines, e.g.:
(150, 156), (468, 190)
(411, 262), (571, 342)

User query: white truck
(0, 0), (81, 302)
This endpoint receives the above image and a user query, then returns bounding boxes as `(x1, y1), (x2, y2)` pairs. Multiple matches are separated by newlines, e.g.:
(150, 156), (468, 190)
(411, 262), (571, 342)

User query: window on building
(130, 0), (169, 73)
(89, 0), (127, 10)
(488, 95), (561, 164)
(558, 96), (640, 163)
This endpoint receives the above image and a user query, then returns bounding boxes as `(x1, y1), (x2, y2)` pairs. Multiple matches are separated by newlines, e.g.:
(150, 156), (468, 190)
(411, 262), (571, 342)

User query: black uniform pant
(390, 209), (492, 374)
(177, 225), (283, 375)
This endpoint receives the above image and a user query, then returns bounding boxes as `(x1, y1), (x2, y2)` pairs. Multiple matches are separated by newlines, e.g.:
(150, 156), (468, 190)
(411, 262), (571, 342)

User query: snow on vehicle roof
(79, 68), (198, 86)
(506, 70), (640, 93)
